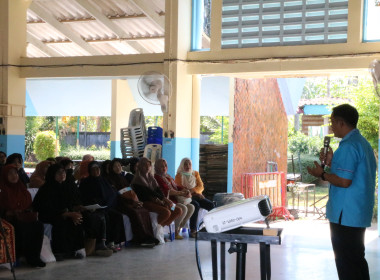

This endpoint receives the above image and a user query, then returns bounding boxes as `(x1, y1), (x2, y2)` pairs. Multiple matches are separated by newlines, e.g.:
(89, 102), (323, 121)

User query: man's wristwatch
(321, 171), (327, 181)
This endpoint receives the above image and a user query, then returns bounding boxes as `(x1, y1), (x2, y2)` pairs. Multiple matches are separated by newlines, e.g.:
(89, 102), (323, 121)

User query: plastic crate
(147, 137), (162, 145)
(147, 126), (163, 138)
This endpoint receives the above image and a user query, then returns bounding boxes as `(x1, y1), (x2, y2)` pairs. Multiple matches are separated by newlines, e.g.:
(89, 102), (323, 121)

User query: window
(221, 0), (348, 48)
(363, 0), (380, 42)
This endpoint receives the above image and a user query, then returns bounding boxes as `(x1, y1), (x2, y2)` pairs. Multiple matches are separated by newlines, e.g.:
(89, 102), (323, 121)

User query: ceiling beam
(75, 0), (150, 53)
(19, 53), (166, 78)
(27, 32), (63, 57)
(43, 35), (164, 44)
(27, 13), (165, 24)
(129, 0), (165, 31)
(29, 2), (102, 56)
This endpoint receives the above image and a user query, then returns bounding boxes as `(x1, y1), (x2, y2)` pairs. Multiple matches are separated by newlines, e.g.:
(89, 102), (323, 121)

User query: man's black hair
(332, 104), (359, 128)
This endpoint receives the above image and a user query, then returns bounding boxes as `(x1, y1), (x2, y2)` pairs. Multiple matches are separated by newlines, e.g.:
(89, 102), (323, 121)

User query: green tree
(200, 116), (220, 133)
(300, 75), (379, 153)
(40, 116), (55, 131)
(208, 116), (229, 144)
(351, 77), (379, 152)
(145, 116), (163, 128)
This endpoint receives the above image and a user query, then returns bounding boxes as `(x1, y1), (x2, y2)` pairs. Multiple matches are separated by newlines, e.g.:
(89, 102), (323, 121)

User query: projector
(203, 195), (272, 233)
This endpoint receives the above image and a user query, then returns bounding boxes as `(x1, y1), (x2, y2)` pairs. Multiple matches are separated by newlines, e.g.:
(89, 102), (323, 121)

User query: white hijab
(176, 157), (196, 189)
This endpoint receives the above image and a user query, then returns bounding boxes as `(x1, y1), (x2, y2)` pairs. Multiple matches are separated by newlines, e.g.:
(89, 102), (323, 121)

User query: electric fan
(137, 71), (171, 113)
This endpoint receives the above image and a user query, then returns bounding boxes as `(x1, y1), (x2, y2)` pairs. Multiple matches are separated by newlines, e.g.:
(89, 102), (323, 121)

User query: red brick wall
(233, 78), (288, 193)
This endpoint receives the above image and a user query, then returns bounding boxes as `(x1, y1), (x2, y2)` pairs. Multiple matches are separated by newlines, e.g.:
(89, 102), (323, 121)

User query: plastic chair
(149, 212), (175, 241)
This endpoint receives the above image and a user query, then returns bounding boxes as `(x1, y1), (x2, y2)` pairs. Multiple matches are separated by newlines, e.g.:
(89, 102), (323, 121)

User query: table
(295, 183), (316, 216)
(197, 227), (283, 280)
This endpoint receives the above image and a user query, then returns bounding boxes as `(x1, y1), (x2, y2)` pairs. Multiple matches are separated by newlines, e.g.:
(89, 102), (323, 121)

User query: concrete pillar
(0, 0), (30, 159)
(162, 0), (194, 177)
(191, 75), (201, 171)
(110, 79), (138, 159)
(227, 78), (235, 193)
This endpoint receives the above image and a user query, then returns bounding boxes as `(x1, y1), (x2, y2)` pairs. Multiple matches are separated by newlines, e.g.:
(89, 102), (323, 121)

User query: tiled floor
(0, 219), (379, 280)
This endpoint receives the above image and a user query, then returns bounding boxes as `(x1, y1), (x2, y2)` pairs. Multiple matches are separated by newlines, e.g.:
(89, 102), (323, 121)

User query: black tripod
(0, 219), (16, 280)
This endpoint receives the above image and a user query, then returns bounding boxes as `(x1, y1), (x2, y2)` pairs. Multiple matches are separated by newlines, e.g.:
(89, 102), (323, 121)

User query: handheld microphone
(321, 136), (331, 169)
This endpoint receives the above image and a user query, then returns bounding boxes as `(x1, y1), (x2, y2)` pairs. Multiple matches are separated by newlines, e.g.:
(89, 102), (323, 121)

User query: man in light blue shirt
(308, 104), (376, 280)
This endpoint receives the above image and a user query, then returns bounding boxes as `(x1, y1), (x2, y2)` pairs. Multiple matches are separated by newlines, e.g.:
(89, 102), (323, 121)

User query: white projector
(203, 195), (272, 233)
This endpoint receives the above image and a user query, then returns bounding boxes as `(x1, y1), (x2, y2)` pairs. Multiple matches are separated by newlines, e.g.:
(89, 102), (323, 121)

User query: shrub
(288, 132), (339, 157)
(288, 132), (310, 155)
(287, 154), (321, 184)
(33, 131), (59, 161)
(60, 146), (110, 161)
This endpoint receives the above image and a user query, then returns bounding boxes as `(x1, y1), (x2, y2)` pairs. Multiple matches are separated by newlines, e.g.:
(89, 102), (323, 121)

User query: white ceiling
(26, 0), (166, 57)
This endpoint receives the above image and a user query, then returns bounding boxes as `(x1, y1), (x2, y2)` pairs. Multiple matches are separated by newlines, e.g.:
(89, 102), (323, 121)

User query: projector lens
(258, 198), (272, 216)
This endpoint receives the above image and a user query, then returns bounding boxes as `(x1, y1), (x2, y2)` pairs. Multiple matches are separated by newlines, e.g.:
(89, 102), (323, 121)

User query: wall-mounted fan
(137, 71), (171, 113)
(369, 59), (380, 98)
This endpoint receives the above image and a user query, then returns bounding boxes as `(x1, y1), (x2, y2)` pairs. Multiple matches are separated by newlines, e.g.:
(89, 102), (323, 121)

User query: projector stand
(198, 227), (282, 280)
(228, 242), (248, 280)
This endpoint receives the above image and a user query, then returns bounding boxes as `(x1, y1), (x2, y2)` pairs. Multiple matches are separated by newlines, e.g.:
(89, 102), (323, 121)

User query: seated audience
(0, 164), (45, 267)
(132, 157), (182, 244)
(33, 163), (113, 259)
(5, 153), (30, 187)
(175, 158), (214, 237)
(79, 161), (125, 252)
(29, 160), (53, 188)
(154, 158), (194, 240)
(105, 158), (157, 247)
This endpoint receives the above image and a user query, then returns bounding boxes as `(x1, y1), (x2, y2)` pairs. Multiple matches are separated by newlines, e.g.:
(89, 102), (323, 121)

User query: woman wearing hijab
(154, 158), (195, 240)
(105, 158), (157, 247)
(29, 160), (53, 188)
(175, 158), (214, 237)
(33, 164), (88, 260)
(60, 158), (76, 187)
(132, 157), (182, 244)
(79, 161), (125, 252)
(0, 164), (45, 267)
(5, 153), (30, 187)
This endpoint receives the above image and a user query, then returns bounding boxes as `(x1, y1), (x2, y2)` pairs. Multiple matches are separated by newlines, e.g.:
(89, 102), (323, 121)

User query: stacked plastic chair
(120, 108), (147, 158)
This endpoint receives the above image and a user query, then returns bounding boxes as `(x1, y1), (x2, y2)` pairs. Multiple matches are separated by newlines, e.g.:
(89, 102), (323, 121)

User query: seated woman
(79, 161), (125, 252)
(105, 158), (157, 247)
(154, 158), (194, 240)
(5, 153), (30, 187)
(175, 158), (214, 237)
(0, 164), (45, 267)
(132, 157), (182, 244)
(29, 160), (53, 188)
(34, 163), (113, 259)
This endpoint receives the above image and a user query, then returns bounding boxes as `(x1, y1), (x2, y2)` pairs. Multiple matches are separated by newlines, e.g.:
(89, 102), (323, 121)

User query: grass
(286, 185), (329, 209)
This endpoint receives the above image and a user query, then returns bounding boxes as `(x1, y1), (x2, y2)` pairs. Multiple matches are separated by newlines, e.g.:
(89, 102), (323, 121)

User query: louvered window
(221, 0), (348, 48)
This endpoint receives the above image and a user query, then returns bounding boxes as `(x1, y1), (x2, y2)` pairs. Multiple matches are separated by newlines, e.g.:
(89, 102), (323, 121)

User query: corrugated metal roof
(298, 97), (351, 107)
(26, 0), (165, 57)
